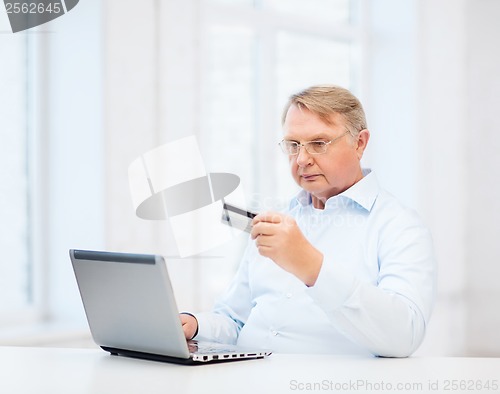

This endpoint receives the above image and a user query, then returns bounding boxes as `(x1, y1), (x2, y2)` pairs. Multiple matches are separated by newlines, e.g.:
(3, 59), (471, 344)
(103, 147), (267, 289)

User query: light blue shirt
(195, 170), (436, 357)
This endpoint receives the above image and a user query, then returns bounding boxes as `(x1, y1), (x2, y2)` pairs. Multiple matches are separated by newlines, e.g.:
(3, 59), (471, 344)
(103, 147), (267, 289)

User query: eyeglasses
(278, 130), (351, 155)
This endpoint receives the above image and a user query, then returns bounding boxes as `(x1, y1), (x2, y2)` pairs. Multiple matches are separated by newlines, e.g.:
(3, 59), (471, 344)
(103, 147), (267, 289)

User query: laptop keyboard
(188, 341), (238, 354)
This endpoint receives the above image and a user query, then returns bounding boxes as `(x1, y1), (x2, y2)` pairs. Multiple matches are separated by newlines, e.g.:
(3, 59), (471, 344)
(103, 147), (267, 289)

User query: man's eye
(310, 141), (325, 147)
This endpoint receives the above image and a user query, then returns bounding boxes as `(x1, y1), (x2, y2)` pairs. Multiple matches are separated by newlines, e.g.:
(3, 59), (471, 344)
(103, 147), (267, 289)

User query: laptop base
(101, 346), (264, 366)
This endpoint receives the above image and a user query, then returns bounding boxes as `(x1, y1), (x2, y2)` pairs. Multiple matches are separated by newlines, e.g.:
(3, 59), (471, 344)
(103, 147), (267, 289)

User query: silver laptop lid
(70, 249), (190, 359)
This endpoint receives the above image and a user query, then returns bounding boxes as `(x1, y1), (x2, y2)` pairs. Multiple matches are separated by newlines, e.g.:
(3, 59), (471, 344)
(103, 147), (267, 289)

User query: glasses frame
(279, 130), (351, 155)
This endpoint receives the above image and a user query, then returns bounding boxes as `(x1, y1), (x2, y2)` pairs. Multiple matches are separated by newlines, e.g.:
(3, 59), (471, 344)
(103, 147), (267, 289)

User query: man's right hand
(180, 313), (198, 340)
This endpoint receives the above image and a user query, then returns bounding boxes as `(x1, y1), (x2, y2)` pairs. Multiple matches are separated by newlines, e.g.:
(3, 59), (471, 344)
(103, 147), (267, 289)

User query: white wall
(103, 0), (160, 256)
(464, 0), (500, 356)
(414, 0), (500, 356)
(413, 0), (469, 356)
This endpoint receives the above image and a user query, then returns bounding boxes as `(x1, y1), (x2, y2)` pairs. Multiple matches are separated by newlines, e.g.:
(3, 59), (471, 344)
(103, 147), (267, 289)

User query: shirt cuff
(190, 312), (215, 341)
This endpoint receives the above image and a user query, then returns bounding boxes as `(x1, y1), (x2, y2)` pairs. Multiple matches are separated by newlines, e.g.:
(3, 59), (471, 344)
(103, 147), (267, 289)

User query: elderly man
(181, 85), (436, 357)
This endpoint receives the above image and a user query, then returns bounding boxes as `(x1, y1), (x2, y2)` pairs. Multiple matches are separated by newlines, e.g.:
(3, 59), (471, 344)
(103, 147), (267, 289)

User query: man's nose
(296, 146), (313, 167)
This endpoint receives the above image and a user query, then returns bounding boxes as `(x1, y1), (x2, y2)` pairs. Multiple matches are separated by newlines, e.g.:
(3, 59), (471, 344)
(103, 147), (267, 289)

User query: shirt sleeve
(193, 245), (254, 345)
(306, 210), (437, 357)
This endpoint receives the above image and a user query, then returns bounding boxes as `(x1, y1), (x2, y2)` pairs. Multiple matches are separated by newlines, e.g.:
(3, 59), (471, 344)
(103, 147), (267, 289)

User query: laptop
(69, 249), (271, 364)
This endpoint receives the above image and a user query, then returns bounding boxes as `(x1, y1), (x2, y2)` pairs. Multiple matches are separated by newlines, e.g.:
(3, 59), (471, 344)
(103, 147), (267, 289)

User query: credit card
(221, 203), (257, 233)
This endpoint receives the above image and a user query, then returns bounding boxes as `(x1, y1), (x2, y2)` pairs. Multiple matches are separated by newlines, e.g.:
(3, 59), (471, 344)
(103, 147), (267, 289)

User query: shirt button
(286, 292), (292, 299)
(271, 330), (278, 336)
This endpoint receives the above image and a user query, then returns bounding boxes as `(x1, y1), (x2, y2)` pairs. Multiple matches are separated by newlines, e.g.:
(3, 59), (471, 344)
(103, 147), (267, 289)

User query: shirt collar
(291, 168), (380, 212)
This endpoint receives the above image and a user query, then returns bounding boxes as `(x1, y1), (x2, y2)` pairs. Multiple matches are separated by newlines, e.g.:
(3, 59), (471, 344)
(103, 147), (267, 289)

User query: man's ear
(356, 129), (370, 159)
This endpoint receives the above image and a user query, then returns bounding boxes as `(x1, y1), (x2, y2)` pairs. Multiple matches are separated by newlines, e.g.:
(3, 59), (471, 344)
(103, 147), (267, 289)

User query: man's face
(282, 104), (368, 208)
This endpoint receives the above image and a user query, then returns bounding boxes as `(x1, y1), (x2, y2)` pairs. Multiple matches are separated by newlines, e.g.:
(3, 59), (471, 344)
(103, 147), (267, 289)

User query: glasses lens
(280, 141), (298, 155)
(306, 141), (327, 154)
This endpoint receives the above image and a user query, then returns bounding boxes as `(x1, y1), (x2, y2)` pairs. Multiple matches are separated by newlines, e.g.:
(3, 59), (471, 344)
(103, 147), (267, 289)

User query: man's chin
(302, 185), (326, 199)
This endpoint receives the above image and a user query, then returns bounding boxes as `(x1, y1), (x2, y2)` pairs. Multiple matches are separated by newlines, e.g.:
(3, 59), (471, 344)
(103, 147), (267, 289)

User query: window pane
(196, 26), (257, 308)
(264, 0), (351, 24)
(276, 31), (351, 100)
(0, 19), (31, 312)
(200, 25), (256, 201)
(275, 30), (351, 196)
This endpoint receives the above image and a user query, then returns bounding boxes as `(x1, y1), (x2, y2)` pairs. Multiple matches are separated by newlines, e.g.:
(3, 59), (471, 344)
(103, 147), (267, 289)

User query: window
(1, 2), (104, 337)
(0, 17), (32, 319)
(200, 0), (362, 207)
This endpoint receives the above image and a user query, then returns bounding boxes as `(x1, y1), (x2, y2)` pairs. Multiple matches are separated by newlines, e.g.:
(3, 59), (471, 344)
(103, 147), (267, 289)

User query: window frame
(0, 30), (48, 326)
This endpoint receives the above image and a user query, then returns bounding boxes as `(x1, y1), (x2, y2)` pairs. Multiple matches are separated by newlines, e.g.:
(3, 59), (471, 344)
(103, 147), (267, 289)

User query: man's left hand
(251, 212), (323, 286)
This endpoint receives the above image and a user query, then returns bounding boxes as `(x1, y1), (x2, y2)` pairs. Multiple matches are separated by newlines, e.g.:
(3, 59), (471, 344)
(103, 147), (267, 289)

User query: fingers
(251, 212), (280, 240)
(250, 221), (277, 240)
(179, 313), (198, 340)
(252, 211), (283, 226)
(251, 212), (287, 238)
(251, 212), (297, 239)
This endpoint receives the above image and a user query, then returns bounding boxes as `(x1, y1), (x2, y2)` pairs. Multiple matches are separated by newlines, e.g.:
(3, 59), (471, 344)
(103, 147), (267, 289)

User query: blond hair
(282, 85), (367, 138)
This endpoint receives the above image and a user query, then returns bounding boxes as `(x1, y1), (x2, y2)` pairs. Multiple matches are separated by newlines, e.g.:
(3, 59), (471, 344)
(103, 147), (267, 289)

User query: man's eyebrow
(283, 133), (332, 141)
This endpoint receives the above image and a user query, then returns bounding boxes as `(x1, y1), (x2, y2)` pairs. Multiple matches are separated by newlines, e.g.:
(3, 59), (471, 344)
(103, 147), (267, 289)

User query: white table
(1, 346), (499, 394)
